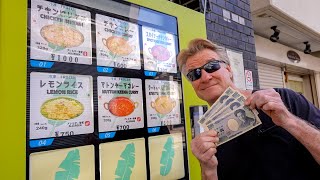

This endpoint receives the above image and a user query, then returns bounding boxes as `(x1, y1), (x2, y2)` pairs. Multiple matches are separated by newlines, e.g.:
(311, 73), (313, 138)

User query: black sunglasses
(186, 60), (226, 81)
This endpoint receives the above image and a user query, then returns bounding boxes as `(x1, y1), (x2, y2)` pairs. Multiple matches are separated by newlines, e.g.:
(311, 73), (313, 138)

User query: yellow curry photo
(102, 36), (134, 56)
(151, 96), (176, 115)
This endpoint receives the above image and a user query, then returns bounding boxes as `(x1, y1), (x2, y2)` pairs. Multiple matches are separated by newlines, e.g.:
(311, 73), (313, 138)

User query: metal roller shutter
(258, 63), (284, 89)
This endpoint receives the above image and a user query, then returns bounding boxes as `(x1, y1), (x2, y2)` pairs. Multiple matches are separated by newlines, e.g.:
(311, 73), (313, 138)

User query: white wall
(255, 34), (320, 107)
(250, 0), (270, 12)
(255, 35), (320, 72)
(272, 0), (320, 33)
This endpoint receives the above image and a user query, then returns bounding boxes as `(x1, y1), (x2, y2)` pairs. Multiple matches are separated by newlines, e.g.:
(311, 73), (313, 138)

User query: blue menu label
(30, 60), (54, 68)
(97, 66), (114, 73)
(99, 132), (116, 139)
(29, 138), (54, 148)
(148, 127), (160, 133)
(144, 71), (157, 77)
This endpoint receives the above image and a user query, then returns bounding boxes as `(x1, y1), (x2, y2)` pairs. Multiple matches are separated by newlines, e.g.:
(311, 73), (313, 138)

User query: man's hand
(245, 88), (320, 164)
(244, 88), (293, 128)
(191, 130), (219, 179)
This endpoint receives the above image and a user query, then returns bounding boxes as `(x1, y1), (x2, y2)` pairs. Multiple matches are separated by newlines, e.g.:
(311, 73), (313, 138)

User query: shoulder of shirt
(253, 88), (297, 95)
(273, 88), (298, 95)
(253, 87), (297, 95)
(254, 88), (305, 105)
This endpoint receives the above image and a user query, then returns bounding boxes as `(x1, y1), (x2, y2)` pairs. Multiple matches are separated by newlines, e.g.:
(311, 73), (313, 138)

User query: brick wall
(204, 0), (259, 89)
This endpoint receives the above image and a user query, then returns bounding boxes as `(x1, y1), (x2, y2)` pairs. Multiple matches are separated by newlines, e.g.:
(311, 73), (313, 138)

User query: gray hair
(177, 38), (230, 75)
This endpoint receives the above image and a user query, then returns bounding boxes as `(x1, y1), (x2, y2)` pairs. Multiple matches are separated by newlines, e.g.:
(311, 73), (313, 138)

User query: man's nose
(200, 69), (212, 82)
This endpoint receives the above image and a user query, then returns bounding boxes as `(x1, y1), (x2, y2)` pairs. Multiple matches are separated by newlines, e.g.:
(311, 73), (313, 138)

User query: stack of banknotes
(198, 87), (262, 146)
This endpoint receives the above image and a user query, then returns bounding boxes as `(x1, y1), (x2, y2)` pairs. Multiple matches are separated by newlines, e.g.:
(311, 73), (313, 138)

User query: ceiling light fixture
(270, 26), (280, 42)
(303, 41), (311, 54)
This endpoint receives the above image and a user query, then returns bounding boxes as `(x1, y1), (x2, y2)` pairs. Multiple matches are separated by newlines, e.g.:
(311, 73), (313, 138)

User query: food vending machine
(27, 0), (187, 179)
(0, 0), (207, 179)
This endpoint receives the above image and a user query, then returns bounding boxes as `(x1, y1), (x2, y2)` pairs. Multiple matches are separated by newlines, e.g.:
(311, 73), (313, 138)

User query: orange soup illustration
(151, 96), (176, 115)
(102, 36), (134, 56)
(148, 45), (171, 61)
(40, 24), (84, 48)
(104, 97), (138, 117)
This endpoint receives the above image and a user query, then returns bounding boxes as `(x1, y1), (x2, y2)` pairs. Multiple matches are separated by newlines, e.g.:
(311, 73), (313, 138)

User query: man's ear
(226, 65), (234, 81)
(226, 64), (232, 73)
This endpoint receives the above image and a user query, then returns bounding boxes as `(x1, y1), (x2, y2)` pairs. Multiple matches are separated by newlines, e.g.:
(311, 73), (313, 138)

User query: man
(177, 38), (320, 180)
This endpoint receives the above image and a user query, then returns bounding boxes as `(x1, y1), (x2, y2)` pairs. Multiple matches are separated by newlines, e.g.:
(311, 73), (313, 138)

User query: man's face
(185, 49), (233, 105)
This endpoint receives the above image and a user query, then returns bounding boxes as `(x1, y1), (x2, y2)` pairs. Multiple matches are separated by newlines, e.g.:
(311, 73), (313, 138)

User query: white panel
(272, 0), (320, 33)
(255, 35), (320, 72)
(258, 63), (284, 89)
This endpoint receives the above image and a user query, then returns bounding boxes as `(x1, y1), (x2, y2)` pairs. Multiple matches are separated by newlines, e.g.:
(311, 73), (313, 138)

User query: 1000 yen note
(198, 87), (235, 125)
(203, 91), (242, 126)
(205, 93), (253, 125)
(204, 105), (262, 146)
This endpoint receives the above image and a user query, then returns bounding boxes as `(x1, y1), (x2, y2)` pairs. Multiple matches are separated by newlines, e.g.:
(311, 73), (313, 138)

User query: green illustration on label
(55, 149), (80, 180)
(115, 143), (135, 180)
(160, 136), (175, 176)
(48, 42), (66, 52)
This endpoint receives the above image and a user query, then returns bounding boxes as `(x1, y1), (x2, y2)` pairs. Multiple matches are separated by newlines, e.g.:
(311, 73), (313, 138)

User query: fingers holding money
(192, 131), (219, 152)
(200, 147), (218, 162)
(245, 89), (291, 127)
(200, 87), (262, 145)
(191, 130), (219, 166)
(245, 89), (280, 110)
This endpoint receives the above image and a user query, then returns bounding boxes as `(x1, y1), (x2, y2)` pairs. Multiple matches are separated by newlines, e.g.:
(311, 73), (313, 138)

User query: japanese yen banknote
(198, 87), (262, 145)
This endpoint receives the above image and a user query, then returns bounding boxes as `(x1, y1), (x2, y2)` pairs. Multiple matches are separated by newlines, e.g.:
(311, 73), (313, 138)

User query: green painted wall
(127, 0), (208, 179)
(0, 0), (27, 179)
(0, 0), (206, 179)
